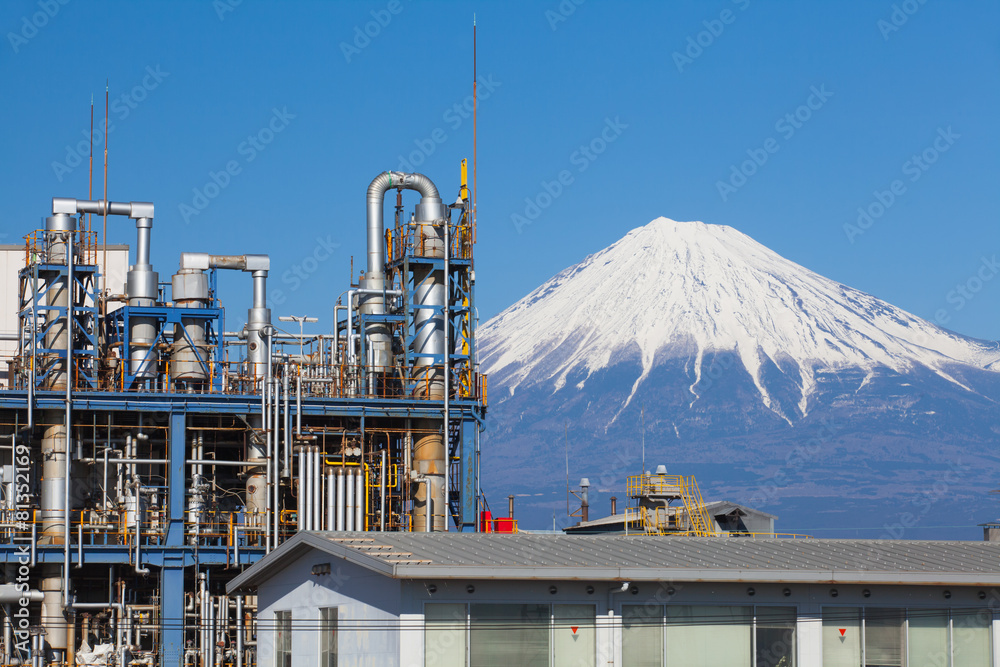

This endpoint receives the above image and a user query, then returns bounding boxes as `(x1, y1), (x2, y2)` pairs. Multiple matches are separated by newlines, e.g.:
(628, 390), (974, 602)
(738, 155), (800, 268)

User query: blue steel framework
(0, 166), (485, 667)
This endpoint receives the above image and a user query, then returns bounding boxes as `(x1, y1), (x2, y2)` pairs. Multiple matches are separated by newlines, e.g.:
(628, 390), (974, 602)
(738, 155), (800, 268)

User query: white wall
(256, 551), (402, 667)
(0, 244), (129, 387)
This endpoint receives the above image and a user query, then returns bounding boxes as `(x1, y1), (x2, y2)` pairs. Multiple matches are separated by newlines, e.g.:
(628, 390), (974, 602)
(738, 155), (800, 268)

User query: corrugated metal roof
(227, 532), (1000, 593)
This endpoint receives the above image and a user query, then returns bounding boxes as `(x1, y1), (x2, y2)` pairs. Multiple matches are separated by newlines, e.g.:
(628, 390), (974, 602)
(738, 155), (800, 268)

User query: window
(952, 609), (992, 667)
(864, 608), (904, 667)
(755, 607), (796, 667)
(822, 607), (994, 667)
(621, 604), (784, 667)
(426, 603), (467, 667)
(319, 607), (337, 667)
(907, 610), (949, 667)
(623, 604), (662, 667)
(275, 610), (292, 667)
(470, 603), (549, 666)
(425, 603), (597, 667)
(823, 607), (862, 667)
(553, 604), (595, 667)
(665, 605), (752, 667)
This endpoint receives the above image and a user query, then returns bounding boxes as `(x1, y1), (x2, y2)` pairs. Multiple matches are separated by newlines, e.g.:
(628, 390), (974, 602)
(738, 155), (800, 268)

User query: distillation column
(364, 171), (448, 531)
(38, 211), (76, 661)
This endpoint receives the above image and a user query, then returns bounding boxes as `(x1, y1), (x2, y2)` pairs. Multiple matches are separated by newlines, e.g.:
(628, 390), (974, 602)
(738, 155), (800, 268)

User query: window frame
(318, 606), (338, 667)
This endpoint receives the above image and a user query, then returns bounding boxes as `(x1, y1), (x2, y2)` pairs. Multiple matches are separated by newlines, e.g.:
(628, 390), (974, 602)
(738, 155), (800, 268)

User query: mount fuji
(480, 218), (1000, 539)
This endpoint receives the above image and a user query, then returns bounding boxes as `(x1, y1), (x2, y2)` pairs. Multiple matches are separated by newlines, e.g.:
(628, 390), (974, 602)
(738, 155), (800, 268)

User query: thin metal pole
(443, 218), (450, 531)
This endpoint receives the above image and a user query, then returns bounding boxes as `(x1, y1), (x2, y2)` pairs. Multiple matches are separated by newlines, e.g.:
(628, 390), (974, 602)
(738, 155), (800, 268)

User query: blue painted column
(461, 416), (477, 530)
(160, 411), (187, 666)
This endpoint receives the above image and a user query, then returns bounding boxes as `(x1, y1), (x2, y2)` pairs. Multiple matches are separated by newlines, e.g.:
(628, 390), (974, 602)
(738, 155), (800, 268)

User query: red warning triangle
(571, 626), (578, 634)
(839, 629), (846, 637)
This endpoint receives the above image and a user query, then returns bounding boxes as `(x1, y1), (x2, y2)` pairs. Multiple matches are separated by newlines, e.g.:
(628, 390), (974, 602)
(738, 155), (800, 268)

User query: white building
(228, 532), (1000, 667)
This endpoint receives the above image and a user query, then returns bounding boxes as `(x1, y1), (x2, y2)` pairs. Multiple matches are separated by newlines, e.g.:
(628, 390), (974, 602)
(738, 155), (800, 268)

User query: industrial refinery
(0, 166), (485, 665)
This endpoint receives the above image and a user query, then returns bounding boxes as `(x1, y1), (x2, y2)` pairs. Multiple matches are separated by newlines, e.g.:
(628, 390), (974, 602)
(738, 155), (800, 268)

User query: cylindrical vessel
(355, 466), (364, 531)
(345, 468), (355, 531)
(336, 469), (345, 530)
(171, 269), (210, 382)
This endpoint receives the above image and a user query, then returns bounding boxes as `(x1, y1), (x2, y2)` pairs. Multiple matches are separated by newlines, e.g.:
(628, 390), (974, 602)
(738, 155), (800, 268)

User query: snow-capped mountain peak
(481, 217), (999, 423)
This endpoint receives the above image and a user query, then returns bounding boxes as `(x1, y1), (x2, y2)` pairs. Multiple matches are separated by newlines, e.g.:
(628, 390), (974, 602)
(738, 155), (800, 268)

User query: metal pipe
(236, 596), (244, 667)
(297, 448), (305, 532)
(443, 216), (450, 531)
(345, 467), (355, 531)
(326, 469), (334, 531)
(304, 445), (312, 531)
(63, 228), (74, 607)
(283, 370), (290, 477)
(335, 468), (345, 531)
(356, 464), (364, 530)
(365, 171), (443, 277)
(380, 450), (386, 532)
(272, 376), (280, 544)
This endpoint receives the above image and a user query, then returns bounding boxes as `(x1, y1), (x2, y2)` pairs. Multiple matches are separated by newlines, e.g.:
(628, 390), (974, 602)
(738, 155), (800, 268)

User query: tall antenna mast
(473, 15), (477, 240)
(88, 95), (93, 236)
(102, 80), (109, 302)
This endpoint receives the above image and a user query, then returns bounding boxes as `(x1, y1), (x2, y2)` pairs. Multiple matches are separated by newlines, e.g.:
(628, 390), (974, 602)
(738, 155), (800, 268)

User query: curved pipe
(365, 171), (444, 278)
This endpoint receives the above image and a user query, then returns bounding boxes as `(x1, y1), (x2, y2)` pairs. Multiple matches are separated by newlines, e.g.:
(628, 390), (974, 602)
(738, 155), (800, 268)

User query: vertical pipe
(336, 468), (345, 530)
(235, 596), (243, 667)
(443, 217), (450, 531)
(379, 450), (386, 532)
(295, 371), (302, 435)
(326, 470), (334, 531)
(296, 449), (304, 532)
(273, 377), (280, 545)
(283, 371), (290, 477)
(344, 469), (354, 531)
(302, 446), (310, 531)
(312, 447), (321, 531)
(355, 466), (364, 531)
(63, 228), (74, 605)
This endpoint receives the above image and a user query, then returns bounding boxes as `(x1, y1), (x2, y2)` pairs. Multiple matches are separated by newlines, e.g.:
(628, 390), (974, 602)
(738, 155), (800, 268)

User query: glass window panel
(622, 604), (663, 667)
(275, 610), (292, 667)
(426, 603), (466, 667)
(865, 608), (904, 667)
(906, 609), (949, 667)
(553, 604), (595, 667)
(470, 603), (549, 667)
(823, 607), (861, 667)
(756, 607), (797, 667)
(665, 605), (752, 667)
(952, 609), (992, 667)
(319, 607), (338, 667)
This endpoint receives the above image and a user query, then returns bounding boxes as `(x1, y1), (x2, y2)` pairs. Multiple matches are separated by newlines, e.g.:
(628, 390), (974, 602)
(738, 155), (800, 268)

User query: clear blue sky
(2, 0), (998, 341)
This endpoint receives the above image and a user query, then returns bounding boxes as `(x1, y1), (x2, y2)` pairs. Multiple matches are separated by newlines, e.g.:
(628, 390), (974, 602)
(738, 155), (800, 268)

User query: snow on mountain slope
(481, 218), (1000, 423)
